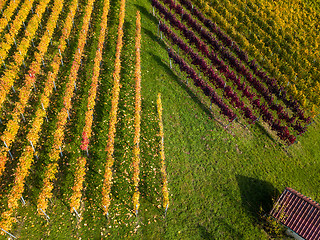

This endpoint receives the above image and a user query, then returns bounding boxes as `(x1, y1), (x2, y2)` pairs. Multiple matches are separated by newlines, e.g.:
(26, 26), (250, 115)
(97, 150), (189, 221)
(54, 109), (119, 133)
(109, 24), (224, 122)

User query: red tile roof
(270, 187), (320, 240)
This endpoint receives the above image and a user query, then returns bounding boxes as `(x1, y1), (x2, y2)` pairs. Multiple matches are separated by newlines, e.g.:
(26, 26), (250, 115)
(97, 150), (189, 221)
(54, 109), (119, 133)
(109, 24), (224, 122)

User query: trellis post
(53, 79), (57, 91)
(73, 207), (81, 218)
(21, 196), (26, 206)
(39, 208), (50, 222)
(59, 146), (63, 157)
(3, 140), (14, 160)
(21, 113), (26, 122)
(67, 110), (70, 120)
(29, 140), (36, 152)
(164, 203), (169, 218)
(225, 117), (237, 129)
(0, 228), (16, 239)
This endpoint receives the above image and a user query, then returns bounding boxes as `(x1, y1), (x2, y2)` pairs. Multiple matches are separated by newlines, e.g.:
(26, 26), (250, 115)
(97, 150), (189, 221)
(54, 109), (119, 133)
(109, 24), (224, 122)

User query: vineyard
(0, 0), (319, 239)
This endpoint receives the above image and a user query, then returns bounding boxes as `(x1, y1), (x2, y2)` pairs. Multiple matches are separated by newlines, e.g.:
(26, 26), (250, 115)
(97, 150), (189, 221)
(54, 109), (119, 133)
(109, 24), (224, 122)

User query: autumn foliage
(0, 0), (35, 61)
(0, 0), (64, 178)
(0, 0), (51, 111)
(157, 94), (169, 209)
(70, 0), (111, 213)
(36, 0), (95, 216)
(132, 11), (142, 214)
(102, 0), (126, 216)
(0, 0), (79, 232)
(0, 0), (22, 34)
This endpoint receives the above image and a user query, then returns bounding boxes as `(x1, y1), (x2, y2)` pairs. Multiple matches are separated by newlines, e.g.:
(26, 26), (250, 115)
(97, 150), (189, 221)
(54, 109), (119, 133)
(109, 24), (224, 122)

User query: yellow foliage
(157, 94), (169, 209)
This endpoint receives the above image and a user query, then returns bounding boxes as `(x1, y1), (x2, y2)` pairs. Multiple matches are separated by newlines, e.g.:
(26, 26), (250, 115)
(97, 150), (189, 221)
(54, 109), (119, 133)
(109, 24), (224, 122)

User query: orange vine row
(0, 0), (78, 233)
(0, 0), (22, 34)
(102, 0), (126, 216)
(70, 0), (110, 213)
(0, 0), (51, 112)
(36, 0), (95, 216)
(157, 93), (169, 210)
(132, 10), (141, 215)
(0, 0), (9, 14)
(0, 0), (36, 61)
(0, 0), (64, 178)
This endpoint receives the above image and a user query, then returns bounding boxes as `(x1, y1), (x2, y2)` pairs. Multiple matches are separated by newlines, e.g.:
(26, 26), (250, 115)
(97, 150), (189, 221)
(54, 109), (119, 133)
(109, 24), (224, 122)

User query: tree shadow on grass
(236, 175), (280, 220)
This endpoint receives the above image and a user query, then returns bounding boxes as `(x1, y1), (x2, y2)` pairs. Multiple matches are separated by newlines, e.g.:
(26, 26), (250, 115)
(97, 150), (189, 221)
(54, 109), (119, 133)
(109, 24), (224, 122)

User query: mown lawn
(1, 0), (320, 239)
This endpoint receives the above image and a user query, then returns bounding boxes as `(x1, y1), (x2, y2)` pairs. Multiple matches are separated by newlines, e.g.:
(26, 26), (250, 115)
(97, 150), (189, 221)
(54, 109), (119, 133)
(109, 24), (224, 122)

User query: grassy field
(0, 0), (320, 239)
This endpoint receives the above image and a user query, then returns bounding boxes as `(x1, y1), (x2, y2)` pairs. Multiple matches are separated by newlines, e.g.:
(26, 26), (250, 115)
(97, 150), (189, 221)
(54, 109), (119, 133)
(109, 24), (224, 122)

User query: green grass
(1, 0), (320, 239)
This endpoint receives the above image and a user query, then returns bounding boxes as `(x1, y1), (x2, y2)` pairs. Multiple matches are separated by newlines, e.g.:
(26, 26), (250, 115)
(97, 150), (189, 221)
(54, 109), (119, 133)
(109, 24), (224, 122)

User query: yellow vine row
(102, 0), (126, 216)
(157, 93), (169, 210)
(0, 0), (64, 178)
(36, 0), (95, 216)
(252, 0), (319, 61)
(132, 10), (141, 214)
(0, 0), (9, 14)
(247, 0), (320, 97)
(0, 0), (51, 112)
(214, 0), (320, 109)
(0, 0), (36, 61)
(194, 0), (314, 111)
(70, 0), (110, 213)
(0, 0), (22, 34)
(0, 0), (78, 232)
